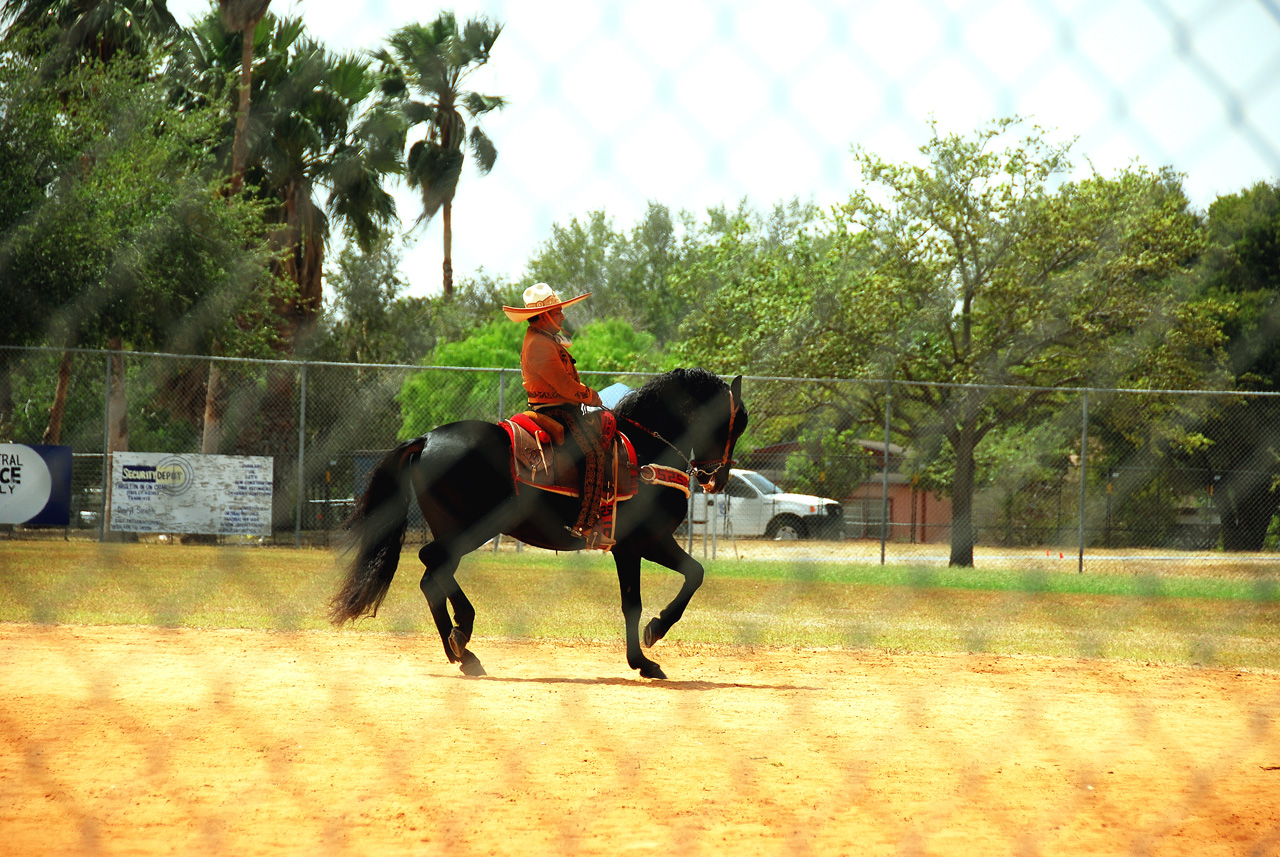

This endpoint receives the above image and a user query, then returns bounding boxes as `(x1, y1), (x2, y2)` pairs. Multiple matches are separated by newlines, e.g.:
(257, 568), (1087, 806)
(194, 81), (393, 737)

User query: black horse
(329, 368), (747, 679)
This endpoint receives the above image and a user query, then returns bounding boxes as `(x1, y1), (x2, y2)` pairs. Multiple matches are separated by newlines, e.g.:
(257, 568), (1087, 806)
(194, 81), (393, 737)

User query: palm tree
(181, 11), (402, 331)
(179, 11), (403, 453)
(377, 13), (504, 296)
(217, 0), (271, 196)
(0, 0), (179, 68)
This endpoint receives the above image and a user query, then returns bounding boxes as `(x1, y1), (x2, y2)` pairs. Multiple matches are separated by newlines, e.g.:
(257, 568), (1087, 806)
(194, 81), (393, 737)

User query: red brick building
(741, 440), (952, 543)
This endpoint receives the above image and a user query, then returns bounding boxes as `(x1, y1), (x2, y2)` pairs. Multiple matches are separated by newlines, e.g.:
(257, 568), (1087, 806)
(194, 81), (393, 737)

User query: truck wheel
(766, 514), (807, 540)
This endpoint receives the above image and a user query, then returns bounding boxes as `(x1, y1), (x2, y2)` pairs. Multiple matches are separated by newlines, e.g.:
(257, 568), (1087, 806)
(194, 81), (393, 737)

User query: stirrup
(570, 526), (615, 550)
(585, 530), (616, 550)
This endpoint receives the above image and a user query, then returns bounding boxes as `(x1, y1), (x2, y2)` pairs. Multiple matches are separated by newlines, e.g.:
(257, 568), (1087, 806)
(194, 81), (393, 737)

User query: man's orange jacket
(521, 327), (602, 407)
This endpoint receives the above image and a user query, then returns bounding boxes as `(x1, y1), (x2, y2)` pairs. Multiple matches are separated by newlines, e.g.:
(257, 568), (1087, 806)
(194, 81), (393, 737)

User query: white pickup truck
(686, 469), (843, 540)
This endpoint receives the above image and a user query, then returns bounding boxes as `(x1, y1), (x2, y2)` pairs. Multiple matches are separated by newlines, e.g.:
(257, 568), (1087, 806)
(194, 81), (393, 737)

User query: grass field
(2, 540), (1278, 670)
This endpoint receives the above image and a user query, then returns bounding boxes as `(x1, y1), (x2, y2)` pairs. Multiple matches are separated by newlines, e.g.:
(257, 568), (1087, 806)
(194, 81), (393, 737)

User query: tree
(676, 118), (1222, 566)
(526, 203), (699, 345)
(1184, 182), (1280, 549)
(840, 120), (1227, 565)
(0, 26), (77, 434)
(179, 11), (403, 339)
(669, 200), (828, 373)
(177, 11), (403, 455)
(310, 232), (436, 365)
(377, 12), (504, 296)
(216, 0), (271, 196)
(0, 43), (283, 450)
(0, 0), (179, 73)
(571, 318), (665, 377)
(396, 318), (521, 438)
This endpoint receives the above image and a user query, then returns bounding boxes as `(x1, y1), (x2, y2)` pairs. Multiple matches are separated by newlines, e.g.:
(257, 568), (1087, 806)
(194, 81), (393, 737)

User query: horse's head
(616, 370), (749, 492)
(689, 375), (748, 494)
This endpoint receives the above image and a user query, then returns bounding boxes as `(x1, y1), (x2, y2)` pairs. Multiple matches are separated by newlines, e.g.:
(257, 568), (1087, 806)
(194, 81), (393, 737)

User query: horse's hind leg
(418, 542), (486, 676)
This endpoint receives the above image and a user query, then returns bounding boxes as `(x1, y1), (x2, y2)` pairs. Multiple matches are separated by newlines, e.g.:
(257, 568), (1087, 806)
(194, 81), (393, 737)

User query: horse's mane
(614, 367), (727, 421)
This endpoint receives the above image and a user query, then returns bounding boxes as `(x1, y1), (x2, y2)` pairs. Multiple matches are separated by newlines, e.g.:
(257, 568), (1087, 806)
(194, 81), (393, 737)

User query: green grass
(1, 541), (1278, 670)
(707, 560), (1280, 602)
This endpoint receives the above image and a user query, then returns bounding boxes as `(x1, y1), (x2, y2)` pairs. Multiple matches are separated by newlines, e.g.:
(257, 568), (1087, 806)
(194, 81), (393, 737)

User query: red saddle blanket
(501, 411), (639, 500)
(499, 411), (693, 505)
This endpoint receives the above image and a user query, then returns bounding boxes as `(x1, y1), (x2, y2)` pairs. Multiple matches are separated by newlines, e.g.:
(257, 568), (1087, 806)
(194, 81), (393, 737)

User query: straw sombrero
(502, 283), (591, 322)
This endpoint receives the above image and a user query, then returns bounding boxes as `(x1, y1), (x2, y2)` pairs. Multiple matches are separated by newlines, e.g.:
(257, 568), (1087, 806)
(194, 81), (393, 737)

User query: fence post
(98, 353), (111, 543)
(880, 380), (891, 565)
(294, 362), (307, 549)
(1077, 390), (1089, 574)
(494, 368), (505, 553)
(498, 368), (505, 421)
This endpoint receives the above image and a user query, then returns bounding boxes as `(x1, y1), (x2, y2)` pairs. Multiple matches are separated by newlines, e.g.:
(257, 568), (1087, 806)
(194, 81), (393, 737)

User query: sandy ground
(1, 623), (1278, 857)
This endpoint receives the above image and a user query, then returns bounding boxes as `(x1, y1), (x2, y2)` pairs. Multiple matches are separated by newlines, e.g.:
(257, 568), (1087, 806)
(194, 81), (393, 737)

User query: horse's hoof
(459, 651), (487, 677)
(643, 618), (664, 648)
(638, 661), (667, 680)
(448, 626), (470, 660)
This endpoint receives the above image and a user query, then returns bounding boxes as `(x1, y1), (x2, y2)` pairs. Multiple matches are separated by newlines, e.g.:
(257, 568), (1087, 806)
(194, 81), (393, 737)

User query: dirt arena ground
(1, 623), (1278, 856)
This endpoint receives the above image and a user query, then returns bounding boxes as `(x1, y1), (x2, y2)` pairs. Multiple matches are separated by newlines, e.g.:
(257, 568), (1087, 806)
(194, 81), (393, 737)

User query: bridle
(617, 390), (739, 492)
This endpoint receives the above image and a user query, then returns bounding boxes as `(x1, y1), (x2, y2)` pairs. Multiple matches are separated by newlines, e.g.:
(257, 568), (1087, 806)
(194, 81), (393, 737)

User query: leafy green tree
(393, 308), (666, 439)
(527, 203), (703, 345)
(377, 12), (504, 296)
(1182, 181), (1280, 549)
(1, 45), (283, 447)
(839, 120), (1225, 565)
(677, 118), (1223, 566)
(669, 200), (828, 373)
(572, 318), (664, 376)
(396, 318), (520, 438)
(309, 232), (438, 365)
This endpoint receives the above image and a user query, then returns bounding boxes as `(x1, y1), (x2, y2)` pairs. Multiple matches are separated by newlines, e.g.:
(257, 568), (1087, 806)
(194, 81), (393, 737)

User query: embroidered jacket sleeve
(521, 328), (602, 406)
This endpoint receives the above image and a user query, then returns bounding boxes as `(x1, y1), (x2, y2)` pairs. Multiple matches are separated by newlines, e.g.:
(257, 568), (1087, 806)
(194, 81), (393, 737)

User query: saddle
(499, 410), (692, 543)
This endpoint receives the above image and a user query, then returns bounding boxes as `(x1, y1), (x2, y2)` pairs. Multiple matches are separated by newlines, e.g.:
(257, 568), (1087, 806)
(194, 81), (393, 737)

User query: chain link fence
(4, 345), (1279, 575)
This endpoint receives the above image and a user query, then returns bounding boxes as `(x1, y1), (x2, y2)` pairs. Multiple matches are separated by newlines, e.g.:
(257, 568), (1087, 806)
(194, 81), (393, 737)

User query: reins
(615, 388), (738, 491)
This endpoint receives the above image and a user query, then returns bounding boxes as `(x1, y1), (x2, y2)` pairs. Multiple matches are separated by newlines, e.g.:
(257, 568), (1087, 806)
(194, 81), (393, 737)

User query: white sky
(167, 0), (1280, 298)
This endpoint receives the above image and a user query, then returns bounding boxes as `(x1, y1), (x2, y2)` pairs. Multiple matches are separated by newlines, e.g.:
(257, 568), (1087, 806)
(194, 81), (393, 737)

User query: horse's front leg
(613, 549), (666, 679)
(637, 535), (704, 649)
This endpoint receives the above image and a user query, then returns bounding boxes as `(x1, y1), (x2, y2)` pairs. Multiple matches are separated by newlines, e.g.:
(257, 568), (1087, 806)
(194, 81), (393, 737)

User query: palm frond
(402, 99), (434, 126)
(405, 139), (462, 222)
(461, 91), (505, 117)
(468, 127), (496, 174)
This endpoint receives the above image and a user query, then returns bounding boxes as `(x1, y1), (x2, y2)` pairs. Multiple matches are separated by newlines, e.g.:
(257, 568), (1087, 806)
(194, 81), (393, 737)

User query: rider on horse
(503, 283), (614, 549)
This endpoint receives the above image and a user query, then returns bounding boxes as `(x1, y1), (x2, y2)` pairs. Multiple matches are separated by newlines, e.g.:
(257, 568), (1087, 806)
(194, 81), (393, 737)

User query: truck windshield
(739, 471), (781, 495)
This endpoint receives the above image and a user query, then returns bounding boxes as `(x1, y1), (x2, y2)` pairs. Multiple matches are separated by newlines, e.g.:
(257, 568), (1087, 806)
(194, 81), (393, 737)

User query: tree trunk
(949, 431), (977, 567)
(42, 351), (74, 445)
(0, 355), (12, 439)
(1219, 480), (1280, 551)
(201, 361), (226, 454)
(442, 199), (454, 297)
(229, 22), (255, 196)
(106, 341), (127, 454)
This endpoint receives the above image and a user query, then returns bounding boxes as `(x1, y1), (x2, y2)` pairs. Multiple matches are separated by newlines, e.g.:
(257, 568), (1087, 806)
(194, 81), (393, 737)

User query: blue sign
(0, 444), (72, 526)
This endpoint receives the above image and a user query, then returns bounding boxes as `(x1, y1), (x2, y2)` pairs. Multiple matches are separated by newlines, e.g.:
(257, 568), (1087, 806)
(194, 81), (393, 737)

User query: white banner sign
(110, 453), (273, 535)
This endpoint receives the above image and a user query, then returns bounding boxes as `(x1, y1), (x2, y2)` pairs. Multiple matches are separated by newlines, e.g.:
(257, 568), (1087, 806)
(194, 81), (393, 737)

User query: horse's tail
(328, 437), (425, 625)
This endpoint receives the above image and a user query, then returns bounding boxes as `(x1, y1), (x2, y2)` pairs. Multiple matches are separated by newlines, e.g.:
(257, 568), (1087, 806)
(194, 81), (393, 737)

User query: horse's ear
(730, 375), (742, 404)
